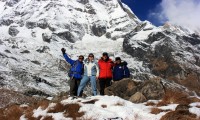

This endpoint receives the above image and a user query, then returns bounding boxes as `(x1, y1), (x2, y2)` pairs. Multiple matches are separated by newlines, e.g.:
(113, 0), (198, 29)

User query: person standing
(77, 53), (99, 96)
(98, 52), (114, 95)
(113, 57), (130, 81)
(61, 48), (84, 97)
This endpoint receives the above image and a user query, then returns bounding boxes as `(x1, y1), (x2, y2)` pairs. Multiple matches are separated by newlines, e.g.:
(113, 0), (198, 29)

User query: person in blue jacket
(61, 48), (84, 96)
(113, 57), (130, 81)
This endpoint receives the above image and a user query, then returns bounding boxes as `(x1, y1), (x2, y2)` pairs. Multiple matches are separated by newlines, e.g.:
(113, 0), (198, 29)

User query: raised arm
(61, 48), (75, 65)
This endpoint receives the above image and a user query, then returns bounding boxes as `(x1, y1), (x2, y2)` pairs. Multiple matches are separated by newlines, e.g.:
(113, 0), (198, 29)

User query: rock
(54, 31), (75, 43)
(91, 25), (106, 37)
(77, 0), (89, 4)
(20, 50), (30, 54)
(42, 33), (51, 43)
(37, 19), (48, 29)
(8, 26), (19, 37)
(175, 104), (190, 112)
(104, 79), (138, 100)
(0, 19), (14, 26)
(140, 79), (165, 100)
(129, 92), (147, 103)
(31, 31), (36, 37)
(85, 4), (96, 14)
(106, 32), (111, 39)
(24, 89), (51, 97)
(6, 0), (20, 7)
(26, 21), (37, 29)
(36, 46), (50, 53)
(4, 50), (11, 53)
(31, 60), (41, 65)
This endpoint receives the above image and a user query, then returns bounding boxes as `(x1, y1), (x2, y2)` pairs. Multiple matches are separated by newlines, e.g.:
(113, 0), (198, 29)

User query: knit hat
(115, 57), (121, 61)
(102, 52), (108, 56)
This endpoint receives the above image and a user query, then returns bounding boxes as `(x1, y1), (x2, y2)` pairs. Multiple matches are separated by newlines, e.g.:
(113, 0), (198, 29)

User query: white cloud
(149, 0), (200, 31)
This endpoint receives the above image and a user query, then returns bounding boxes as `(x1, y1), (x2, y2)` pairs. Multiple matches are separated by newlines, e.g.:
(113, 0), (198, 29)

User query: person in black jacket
(113, 57), (130, 81)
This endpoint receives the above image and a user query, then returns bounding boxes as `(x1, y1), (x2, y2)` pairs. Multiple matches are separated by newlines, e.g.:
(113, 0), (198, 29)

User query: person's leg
(76, 78), (83, 96)
(105, 78), (112, 88)
(90, 76), (97, 96)
(77, 76), (89, 96)
(69, 78), (76, 96)
(74, 78), (81, 96)
(99, 79), (106, 95)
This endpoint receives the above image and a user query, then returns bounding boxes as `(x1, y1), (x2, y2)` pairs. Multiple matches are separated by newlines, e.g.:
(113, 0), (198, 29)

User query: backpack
(68, 61), (84, 77)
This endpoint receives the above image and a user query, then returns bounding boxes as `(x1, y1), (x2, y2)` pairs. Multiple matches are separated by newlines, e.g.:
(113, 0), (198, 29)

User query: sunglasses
(79, 57), (84, 60)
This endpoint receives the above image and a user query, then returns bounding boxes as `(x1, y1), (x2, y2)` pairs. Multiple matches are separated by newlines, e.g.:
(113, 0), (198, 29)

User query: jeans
(70, 78), (81, 96)
(99, 78), (112, 95)
(77, 76), (97, 96)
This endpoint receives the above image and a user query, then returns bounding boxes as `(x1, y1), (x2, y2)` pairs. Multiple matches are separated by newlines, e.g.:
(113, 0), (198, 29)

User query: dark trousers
(70, 78), (81, 96)
(98, 78), (112, 95)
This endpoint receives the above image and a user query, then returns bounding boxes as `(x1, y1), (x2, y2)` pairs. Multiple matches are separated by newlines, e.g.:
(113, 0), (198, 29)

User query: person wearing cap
(77, 53), (99, 96)
(113, 57), (130, 81)
(61, 48), (84, 96)
(98, 52), (114, 95)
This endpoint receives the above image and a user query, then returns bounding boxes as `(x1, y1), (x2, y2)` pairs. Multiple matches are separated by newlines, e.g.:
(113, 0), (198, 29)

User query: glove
(61, 48), (66, 54)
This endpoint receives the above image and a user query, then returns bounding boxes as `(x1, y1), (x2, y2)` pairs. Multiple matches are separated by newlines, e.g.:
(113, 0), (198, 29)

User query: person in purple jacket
(61, 48), (84, 96)
(113, 57), (130, 81)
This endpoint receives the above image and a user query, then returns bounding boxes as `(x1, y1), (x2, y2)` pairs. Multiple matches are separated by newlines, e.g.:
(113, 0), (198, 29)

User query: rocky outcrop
(123, 28), (200, 95)
(105, 78), (165, 103)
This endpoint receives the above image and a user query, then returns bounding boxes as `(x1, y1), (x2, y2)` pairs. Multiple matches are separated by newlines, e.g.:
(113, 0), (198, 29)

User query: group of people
(61, 48), (130, 97)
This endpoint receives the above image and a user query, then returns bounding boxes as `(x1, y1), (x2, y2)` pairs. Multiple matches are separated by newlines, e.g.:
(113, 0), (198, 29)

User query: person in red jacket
(98, 52), (114, 95)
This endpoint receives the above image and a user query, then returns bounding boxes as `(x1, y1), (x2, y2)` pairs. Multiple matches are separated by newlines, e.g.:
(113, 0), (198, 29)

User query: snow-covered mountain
(0, 0), (200, 98)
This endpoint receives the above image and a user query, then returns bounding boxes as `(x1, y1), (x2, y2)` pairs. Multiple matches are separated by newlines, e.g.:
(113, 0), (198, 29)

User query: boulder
(54, 31), (75, 43)
(140, 79), (165, 100)
(0, 19), (14, 26)
(42, 33), (51, 43)
(77, 0), (89, 4)
(129, 92), (147, 103)
(105, 78), (165, 102)
(6, 0), (20, 7)
(91, 25), (106, 37)
(26, 21), (37, 29)
(8, 26), (19, 37)
(104, 79), (138, 100)
(37, 19), (48, 29)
